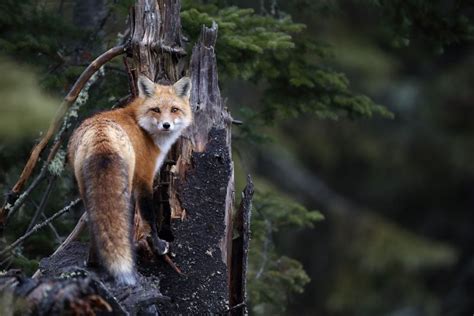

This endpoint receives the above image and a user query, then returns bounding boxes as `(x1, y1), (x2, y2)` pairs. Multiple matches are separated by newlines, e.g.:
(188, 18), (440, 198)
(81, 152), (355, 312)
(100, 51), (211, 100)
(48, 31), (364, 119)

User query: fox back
(68, 76), (192, 285)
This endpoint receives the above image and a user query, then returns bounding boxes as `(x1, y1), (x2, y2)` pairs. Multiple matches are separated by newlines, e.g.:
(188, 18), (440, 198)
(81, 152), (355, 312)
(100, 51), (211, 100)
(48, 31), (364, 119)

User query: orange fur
(68, 77), (192, 285)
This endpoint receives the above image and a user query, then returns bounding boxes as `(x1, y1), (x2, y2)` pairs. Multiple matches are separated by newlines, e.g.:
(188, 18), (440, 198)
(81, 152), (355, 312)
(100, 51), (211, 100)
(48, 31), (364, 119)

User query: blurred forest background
(1, 0), (473, 315)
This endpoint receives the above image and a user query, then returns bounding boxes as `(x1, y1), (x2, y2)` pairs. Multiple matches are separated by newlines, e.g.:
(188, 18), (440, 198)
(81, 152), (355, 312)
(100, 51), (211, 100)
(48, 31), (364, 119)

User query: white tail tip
(109, 261), (136, 286)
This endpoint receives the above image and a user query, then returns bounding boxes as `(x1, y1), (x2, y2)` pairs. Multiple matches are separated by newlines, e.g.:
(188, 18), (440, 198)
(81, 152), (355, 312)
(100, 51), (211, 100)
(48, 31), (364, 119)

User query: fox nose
(163, 122), (171, 130)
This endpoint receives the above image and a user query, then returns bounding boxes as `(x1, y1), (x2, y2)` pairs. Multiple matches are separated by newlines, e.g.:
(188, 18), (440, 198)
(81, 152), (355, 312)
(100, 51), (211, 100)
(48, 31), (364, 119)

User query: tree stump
(127, 1), (237, 312)
(152, 20), (235, 314)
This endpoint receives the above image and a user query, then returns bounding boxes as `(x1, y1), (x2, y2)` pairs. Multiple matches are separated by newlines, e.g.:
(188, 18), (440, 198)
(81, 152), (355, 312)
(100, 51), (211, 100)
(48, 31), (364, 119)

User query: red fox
(68, 75), (192, 285)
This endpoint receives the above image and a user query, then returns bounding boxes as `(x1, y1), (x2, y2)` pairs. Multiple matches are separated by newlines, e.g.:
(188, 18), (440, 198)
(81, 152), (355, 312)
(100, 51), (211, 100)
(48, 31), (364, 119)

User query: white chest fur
(152, 132), (180, 175)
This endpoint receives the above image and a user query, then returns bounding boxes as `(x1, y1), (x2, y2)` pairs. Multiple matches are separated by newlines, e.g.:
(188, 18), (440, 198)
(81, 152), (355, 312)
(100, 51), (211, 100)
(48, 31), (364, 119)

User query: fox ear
(137, 75), (155, 98)
(173, 77), (192, 99)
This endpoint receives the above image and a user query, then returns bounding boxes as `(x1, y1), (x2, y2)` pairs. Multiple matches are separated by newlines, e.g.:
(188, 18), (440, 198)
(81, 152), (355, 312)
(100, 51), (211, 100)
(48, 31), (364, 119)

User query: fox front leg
(137, 188), (169, 256)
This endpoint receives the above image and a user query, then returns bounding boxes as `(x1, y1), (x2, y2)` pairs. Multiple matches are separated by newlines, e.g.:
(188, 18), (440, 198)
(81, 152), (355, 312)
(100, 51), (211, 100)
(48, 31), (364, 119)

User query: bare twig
(51, 212), (88, 257)
(6, 63), (105, 223)
(111, 94), (133, 109)
(123, 56), (137, 98)
(231, 119), (243, 125)
(0, 199), (81, 258)
(25, 175), (56, 233)
(42, 213), (63, 244)
(32, 211), (88, 279)
(0, 44), (127, 228)
(5, 140), (62, 223)
(219, 301), (247, 314)
(163, 254), (185, 276)
(29, 199), (62, 245)
(27, 201), (63, 244)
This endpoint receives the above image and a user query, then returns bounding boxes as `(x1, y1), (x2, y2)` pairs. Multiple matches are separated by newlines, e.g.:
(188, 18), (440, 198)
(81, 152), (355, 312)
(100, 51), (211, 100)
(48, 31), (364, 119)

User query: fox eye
(151, 107), (161, 113)
(171, 107), (179, 113)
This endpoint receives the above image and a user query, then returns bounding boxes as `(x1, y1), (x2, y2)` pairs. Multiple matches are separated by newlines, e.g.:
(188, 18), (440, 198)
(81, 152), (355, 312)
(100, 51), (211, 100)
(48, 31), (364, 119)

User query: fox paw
(155, 238), (169, 255)
(148, 235), (170, 256)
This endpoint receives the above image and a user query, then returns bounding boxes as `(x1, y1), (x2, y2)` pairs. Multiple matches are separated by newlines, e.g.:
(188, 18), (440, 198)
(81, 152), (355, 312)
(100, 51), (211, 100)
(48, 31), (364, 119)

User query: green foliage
(182, 2), (304, 80)
(0, 0), (72, 59)
(181, 0), (391, 126)
(247, 180), (324, 314)
(252, 184), (324, 229)
(0, 0), (89, 93)
(261, 38), (393, 122)
(0, 0), (93, 274)
(326, 211), (457, 315)
(8, 254), (39, 276)
(364, 0), (474, 52)
(0, 57), (58, 140)
(355, 215), (457, 273)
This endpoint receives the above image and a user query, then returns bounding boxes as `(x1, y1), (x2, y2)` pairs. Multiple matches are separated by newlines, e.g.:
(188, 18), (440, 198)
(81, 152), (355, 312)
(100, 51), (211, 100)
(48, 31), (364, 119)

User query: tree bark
(129, 1), (237, 313)
(230, 176), (254, 315)
(152, 20), (236, 316)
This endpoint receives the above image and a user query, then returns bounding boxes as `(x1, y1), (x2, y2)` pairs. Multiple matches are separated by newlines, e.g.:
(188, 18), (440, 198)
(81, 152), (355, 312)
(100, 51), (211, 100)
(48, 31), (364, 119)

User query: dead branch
(0, 199), (80, 259)
(28, 200), (63, 246)
(162, 254), (185, 275)
(51, 212), (88, 258)
(32, 212), (88, 279)
(229, 175), (254, 315)
(0, 44), (127, 229)
(42, 213), (63, 244)
(111, 94), (132, 109)
(123, 55), (138, 98)
(220, 301), (247, 315)
(5, 140), (61, 223)
(25, 175), (56, 233)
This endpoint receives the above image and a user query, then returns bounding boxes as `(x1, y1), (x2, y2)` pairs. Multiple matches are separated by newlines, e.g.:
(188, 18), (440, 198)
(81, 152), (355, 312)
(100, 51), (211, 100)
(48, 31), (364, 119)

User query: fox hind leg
(136, 186), (169, 256)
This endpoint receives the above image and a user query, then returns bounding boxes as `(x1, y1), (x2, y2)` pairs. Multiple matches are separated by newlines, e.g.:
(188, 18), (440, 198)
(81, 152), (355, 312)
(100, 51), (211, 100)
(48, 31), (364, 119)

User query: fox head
(135, 75), (193, 137)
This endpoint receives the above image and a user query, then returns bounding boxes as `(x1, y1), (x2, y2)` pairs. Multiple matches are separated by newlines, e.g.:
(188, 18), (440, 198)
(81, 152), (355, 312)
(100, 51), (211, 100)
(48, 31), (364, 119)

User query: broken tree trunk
(1, 0), (252, 314)
(229, 176), (254, 315)
(128, 0), (186, 84)
(127, 1), (239, 313)
(126, 1), (238, 312)
(154, 22), (235, 314)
